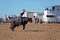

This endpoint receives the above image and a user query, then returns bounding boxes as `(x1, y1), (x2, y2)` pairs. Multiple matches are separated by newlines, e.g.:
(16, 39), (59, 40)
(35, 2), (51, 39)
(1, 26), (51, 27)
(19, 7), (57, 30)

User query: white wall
(27, 12), (34, 18)
(33, 13), (37, 18)
(43, 10), (56, 22)
(51, 10), (60, 16)
(56, 16), (60, 22)
(50, 10), (60, 22)
(43, 15), (47, 22)
(43, 10), (48, 22)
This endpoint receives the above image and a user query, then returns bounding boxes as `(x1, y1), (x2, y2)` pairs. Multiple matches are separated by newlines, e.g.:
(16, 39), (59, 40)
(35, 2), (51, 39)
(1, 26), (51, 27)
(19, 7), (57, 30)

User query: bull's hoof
(23, 28), (25, 30)
(10, 27), (14, 31)
(10, 27), (12, 29)
(11, 28), (14, 31)
(12, 29), (14, 31)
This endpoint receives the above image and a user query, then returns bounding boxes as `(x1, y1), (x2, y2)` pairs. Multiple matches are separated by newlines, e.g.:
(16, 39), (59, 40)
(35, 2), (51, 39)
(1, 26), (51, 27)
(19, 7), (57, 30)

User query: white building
(43, 10), (56, 23)
(21, 6), (60, 23)
(43, 5), (60, 23)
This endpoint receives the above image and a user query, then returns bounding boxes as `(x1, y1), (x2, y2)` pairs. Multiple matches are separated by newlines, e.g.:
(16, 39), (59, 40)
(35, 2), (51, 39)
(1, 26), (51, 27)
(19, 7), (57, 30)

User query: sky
(0, 0), (60, 17)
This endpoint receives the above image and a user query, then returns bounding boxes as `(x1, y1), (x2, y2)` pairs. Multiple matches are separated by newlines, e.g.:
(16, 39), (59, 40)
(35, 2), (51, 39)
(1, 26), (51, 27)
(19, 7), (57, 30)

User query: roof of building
(27, 12), (44, 14)
(52, 5), (60, 7)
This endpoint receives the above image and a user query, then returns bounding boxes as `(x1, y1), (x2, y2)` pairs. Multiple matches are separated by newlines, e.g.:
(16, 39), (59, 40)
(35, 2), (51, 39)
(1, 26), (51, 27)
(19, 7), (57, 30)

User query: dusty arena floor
(0, 23), (60, 40)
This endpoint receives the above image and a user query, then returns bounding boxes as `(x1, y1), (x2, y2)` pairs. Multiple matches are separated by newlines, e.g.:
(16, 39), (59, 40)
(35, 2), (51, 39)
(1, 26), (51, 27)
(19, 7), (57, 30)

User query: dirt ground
(0, 23), (60, 40)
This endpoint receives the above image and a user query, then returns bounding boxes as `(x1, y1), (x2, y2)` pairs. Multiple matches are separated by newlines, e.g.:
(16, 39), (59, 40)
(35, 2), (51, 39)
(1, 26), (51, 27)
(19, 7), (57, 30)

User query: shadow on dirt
(20, 30), (45, 32)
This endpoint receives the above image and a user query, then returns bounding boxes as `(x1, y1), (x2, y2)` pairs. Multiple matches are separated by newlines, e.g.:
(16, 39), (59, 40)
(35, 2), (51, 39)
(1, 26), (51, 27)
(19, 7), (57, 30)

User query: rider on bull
(21, 9), (27, 18)
(20, 9), (27, 23)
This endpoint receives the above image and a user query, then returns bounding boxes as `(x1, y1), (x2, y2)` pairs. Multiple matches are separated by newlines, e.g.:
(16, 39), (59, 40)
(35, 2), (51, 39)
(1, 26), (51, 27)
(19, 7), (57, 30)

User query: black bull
(10, 17), (32, 31)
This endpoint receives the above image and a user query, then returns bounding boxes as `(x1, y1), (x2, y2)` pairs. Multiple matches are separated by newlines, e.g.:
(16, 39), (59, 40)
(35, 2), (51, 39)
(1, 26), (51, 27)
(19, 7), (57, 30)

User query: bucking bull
(10, 12), (32, 31)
